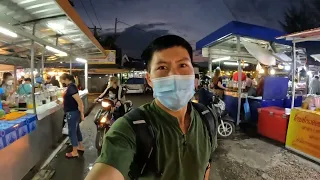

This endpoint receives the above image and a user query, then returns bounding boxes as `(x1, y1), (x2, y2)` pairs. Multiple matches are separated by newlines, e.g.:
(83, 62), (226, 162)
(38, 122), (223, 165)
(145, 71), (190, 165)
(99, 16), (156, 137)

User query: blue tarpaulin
(196, 21), (291, 50)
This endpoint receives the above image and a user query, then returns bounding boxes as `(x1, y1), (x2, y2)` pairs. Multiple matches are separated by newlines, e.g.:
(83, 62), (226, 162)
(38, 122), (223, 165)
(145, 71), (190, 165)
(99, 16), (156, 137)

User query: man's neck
(155, 99), (190, 133)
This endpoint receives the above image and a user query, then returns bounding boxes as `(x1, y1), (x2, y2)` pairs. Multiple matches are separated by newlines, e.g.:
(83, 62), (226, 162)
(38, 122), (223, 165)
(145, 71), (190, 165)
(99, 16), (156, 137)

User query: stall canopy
(0, 0), (106, 67)
(196, 21), (295, 68)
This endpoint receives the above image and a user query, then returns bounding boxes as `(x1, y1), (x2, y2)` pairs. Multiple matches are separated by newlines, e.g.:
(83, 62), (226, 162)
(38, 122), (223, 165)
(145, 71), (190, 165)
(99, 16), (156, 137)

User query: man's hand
(116, 101), (121, 108)
(85, 163), (124, 180)
(204, 162), (211, 180)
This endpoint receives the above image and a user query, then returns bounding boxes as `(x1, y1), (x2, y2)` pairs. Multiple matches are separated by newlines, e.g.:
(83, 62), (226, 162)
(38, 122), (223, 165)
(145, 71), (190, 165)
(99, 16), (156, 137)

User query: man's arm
(85, 163), (124, 180)
(204, 163), (211, 180)
(85, 117), (136, 180)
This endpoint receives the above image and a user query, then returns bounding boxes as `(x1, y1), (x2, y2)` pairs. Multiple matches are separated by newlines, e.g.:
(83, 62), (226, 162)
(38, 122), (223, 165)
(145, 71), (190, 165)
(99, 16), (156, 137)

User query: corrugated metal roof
(0, 0), (105, 66)
(277, 28), (320, 42)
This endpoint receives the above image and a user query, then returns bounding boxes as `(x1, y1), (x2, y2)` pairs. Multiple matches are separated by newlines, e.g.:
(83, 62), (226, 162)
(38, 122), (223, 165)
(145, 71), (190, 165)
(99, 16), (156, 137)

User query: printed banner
(88, 50), (116, 64)
(286, 109), (320, 162)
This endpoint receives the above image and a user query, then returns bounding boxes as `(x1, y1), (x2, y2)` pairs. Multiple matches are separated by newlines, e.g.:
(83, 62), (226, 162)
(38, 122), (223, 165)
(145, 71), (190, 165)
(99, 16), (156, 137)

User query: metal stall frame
(0, 1), (106, 180)
(277, 28), (320, 109)
(196, 21), (293, 125)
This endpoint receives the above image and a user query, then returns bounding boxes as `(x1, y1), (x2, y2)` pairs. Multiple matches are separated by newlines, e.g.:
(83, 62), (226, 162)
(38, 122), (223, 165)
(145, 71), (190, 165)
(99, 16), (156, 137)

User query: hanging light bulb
(259, 68), (265, 74)
(270, 68), (276, 75)
(278, 64), (284, 70)
(285, 65), (291, 71)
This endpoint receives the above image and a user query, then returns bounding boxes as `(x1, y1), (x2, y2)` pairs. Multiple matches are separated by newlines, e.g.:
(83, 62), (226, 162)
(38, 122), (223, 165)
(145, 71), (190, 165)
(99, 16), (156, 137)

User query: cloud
(113, 23), (170, 58)
(75, 0), (303, 59)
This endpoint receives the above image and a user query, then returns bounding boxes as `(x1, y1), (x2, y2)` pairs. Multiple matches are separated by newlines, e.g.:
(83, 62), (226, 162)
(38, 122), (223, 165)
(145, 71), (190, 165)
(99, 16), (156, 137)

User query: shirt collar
(150, 100), (195, 128)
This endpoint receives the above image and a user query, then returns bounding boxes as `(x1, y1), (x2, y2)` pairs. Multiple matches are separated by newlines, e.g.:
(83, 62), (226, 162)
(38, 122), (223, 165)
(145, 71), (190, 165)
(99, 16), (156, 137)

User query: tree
(280, 0), (320, 33)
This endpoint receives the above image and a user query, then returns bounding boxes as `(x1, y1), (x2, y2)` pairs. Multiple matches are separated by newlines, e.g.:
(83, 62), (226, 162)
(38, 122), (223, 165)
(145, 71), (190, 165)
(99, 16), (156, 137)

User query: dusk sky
(74, 0), (301, 58)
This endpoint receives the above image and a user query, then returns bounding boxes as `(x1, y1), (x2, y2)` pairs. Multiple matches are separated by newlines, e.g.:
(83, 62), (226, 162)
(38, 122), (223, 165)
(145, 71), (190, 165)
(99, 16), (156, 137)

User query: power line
(88, 0), (102, 29)
(79, 0), (95, 27)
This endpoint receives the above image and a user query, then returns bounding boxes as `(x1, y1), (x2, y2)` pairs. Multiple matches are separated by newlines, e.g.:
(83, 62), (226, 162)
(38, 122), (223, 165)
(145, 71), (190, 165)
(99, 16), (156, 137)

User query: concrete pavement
(33, 94), (320, 180)
(35, 94), (153, 180)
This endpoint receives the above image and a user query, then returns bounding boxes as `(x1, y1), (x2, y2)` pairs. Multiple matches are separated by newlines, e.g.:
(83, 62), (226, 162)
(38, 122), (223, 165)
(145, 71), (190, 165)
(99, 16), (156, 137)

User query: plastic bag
(256, 62), (262, 71)
(62, 115), (68, 135)
(243, 98), (251, 121)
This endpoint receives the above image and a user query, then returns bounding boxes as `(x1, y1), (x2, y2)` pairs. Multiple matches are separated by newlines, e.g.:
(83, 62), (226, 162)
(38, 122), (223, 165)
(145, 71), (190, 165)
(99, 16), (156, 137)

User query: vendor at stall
(210, 67), (227, 98)
(18, 76), (25, 85)
(0, 72), (14, 100)
(256, 75), (265, 97)
(17, 78), (32, 95)
(233, 69), (246, 81)
(51, 76), (60, 87)
(309, 75), (320, 95)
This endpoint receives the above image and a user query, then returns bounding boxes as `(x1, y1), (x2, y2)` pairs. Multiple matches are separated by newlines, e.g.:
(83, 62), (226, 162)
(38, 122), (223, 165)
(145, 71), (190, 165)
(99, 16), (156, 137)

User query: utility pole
(89, 26), (102, 39)
(114, 18), (118, 39)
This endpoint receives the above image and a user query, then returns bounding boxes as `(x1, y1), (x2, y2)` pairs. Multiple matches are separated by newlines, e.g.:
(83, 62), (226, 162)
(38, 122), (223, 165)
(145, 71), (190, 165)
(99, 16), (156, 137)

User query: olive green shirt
(97, 101), (214, 180)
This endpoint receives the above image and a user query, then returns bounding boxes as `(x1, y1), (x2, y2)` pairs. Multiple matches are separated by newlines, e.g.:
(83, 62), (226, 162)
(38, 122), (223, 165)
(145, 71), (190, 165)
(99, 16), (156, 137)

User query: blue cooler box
(284, 96), (303, 108)
(261, 99), (284, 107)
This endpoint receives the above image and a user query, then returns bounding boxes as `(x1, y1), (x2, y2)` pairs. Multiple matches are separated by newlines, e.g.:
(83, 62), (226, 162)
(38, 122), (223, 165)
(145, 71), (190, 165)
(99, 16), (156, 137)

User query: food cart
(277, 28), (320, 163)
(0, 1), (106, 180)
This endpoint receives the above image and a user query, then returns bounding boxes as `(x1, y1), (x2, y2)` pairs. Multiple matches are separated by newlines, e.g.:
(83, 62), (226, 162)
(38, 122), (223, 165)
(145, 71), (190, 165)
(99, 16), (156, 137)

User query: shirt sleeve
(68, 84), (78, 96)
(96, 117), (136, 178)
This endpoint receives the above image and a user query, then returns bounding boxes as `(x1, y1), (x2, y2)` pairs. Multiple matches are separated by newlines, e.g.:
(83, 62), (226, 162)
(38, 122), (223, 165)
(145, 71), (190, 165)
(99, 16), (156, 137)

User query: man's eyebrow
(176, 57), (190, 62)
(155, 60), (168, 65)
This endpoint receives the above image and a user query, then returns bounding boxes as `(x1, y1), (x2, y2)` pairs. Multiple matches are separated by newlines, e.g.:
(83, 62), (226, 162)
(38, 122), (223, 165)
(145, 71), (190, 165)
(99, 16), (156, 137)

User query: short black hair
(141, 35), (193, 72)
(24, 78), (31, 82)
(60, 73), (75, 82)
(3, 72), (12, 80)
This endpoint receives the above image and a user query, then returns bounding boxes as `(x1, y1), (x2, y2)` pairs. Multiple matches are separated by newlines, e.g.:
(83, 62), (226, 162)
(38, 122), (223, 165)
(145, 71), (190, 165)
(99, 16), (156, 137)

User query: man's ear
(146, 73), (153, 88)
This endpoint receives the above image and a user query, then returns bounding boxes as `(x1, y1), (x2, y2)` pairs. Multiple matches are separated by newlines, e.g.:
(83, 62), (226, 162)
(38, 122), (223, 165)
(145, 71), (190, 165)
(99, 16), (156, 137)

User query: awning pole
(41, 46), (45, 78)
(70, 45), (73, 74)
(30, 23), (37, 114)
(85, 62), (88, 90)
(208, 47), (212, 76)
(291, 42), (297, 109)
(236, 36), (241, 126)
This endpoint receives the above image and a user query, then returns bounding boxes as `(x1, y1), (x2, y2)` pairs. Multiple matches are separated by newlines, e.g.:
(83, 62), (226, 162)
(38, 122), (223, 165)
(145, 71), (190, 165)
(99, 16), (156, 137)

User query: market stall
(277, 28), (320, 163)
(196, 21), (293, 125)
(0, 1), (106, 180)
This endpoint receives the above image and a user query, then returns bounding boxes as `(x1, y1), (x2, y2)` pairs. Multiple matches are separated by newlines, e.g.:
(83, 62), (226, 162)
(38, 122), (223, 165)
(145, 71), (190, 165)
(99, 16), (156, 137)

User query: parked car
(123, 78), (151, 94)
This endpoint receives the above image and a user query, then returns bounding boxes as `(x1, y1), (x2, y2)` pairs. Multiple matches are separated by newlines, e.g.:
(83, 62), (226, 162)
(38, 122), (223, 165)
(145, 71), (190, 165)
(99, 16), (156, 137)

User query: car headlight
(100, 117), (107, 123)
(101, 101), (110, 108)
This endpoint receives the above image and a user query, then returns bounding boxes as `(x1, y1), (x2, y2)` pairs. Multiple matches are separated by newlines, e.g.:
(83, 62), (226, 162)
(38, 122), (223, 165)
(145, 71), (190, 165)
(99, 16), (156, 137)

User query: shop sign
(286, 109), (320, 163)
(88, 50), (116, 64)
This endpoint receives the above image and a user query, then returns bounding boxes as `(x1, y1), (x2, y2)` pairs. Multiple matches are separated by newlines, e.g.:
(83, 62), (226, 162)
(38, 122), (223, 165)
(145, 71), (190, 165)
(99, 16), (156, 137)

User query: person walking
(59, 73), (85, 158)
(85, 35), (218, 180)
(309, 75), (320, 95)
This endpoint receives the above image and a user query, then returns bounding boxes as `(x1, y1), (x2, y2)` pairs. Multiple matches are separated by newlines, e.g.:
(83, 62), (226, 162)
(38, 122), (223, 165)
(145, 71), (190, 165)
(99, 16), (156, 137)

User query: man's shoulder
(122, 103), (153, 121)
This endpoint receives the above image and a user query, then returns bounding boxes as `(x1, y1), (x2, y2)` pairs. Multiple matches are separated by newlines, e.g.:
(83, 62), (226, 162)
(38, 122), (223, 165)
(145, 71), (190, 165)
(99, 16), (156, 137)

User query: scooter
(209, 95), (235, 138)
(94, 97), (133, 154)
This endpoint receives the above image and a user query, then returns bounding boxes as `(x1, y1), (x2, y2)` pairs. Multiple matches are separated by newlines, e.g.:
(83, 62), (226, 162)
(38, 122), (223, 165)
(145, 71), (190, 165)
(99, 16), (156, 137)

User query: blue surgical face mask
(152, 75), (195, 111)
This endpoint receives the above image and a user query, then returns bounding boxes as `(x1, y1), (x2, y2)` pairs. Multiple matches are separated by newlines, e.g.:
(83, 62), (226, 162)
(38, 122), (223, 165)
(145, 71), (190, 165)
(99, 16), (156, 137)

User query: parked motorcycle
(94, 97), (133, 154)
(209, 95), (235, 138)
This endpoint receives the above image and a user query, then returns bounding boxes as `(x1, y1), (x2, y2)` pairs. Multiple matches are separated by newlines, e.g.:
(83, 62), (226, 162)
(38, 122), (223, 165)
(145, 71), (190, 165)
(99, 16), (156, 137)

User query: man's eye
(157, 66), (167, 70)
(180, 64), (187, 68)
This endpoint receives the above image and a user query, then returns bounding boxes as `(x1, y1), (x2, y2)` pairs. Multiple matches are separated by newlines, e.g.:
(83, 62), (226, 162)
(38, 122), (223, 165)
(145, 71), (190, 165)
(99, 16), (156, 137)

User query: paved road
(43, 94), (154, 180)
(35, 94), (320, 180)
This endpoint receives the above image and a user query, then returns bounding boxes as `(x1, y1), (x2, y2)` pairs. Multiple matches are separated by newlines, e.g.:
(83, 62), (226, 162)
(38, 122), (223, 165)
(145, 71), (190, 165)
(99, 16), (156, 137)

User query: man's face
(146, 46), (194, 88)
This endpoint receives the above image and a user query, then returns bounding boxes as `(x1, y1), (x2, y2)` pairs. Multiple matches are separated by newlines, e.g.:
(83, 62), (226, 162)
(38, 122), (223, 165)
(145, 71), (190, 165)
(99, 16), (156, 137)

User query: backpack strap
(191, 102), (218, 162)
(118, 85), (122, 101)
(124, 108), (157, 180)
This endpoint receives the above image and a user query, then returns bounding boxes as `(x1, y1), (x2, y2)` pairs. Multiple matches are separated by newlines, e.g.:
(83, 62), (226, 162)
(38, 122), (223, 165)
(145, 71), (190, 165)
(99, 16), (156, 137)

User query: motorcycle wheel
(217, 121), (235, 138)
(95, 128), (105, 151)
